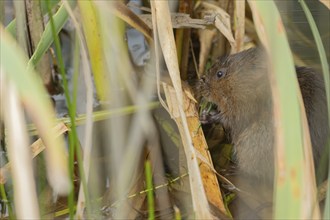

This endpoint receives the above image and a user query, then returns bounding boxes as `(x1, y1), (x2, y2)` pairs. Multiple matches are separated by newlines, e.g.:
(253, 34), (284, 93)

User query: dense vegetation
(0, 0), (329, 219)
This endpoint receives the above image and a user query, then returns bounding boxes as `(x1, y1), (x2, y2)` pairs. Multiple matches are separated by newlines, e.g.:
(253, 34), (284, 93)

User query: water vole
(198, 47), (329, 182)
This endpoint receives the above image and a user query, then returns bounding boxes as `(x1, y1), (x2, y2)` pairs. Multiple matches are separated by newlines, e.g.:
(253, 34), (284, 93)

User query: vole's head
(198, 47), (271, 127)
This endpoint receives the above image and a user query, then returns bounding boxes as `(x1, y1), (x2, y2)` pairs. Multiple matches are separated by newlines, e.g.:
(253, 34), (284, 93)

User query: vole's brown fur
(199, 47), (329, 182)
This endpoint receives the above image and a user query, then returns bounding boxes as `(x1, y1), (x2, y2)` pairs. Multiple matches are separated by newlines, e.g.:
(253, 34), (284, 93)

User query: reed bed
(0, 0), (329, 219)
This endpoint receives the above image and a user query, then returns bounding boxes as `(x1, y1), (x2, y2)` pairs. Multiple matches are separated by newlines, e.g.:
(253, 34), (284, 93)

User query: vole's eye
(216, 70), (225, 79)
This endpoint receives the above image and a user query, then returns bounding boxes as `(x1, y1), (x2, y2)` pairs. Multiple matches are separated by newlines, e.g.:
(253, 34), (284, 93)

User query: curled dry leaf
(182, 82), (198, 103)
(108, 1), (153, 42)
(199, 2), (236, 52)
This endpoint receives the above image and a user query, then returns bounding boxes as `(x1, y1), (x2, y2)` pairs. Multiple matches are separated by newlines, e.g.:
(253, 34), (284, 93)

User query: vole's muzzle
(199, 105), (221, 124)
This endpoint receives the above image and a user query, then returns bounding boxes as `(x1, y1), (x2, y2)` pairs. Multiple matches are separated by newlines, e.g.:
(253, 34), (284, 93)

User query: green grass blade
(145, 160), (155, 220)
(298, 1), (330, 218)
(46, 0), (90, 217)
(27, 1), (75, 70)
(5, 20), (16, 37)
(248, 1), (320, 218)
(5, 0), (60, 38)
(0, 184), (14, 219)
(299, 0), (330, 126)
(24, 102), (160, 136)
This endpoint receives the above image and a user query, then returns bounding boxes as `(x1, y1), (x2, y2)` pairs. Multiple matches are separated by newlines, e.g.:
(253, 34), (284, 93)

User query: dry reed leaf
(0, 122), (68, 184)
(127, 2), (151, 13)
(163, 83), (196, 119)
(198, 28), (217, 77)
(151, 1), (215, 218)
(200, 2), (236, 52)
(184, 87), (197, 103)
(108, 1), (153, 42)
(319, 0), (330, 9)
(187, 119), (227, 214)
(152, 2), (183, 104)
(163, 83), (218, 219)
(245, 18), (259, 45)
(234, 0), (245, 52)
(25, 0), (54, 93)
(139, 13), (213, 29)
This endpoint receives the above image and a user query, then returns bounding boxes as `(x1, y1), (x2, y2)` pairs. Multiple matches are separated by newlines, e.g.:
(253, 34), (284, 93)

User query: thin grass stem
(145, 160), (155, 220)
(0, 184), (14, 219)
(46, 0), (90, 217)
